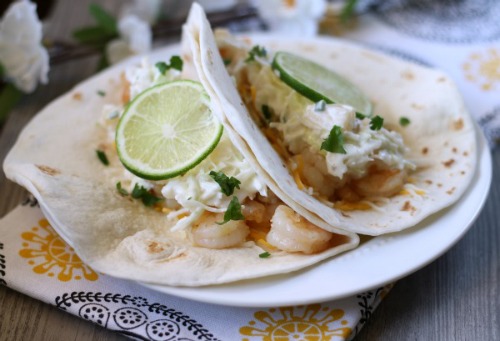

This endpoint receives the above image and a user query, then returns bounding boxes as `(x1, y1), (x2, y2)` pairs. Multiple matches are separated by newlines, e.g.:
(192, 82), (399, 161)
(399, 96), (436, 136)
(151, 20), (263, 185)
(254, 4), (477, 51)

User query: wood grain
(0, 1), (499, 340)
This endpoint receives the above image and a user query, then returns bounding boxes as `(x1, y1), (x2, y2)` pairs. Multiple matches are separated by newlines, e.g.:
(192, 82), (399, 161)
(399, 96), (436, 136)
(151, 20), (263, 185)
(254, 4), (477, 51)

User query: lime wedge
(272, 51), (372, 115)
(116, 80), (223, 180)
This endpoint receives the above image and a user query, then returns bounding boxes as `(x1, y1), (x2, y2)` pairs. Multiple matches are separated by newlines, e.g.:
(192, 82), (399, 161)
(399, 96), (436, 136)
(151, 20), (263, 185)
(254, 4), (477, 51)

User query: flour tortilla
(188, 4), (477, 236)
(2, 9), (358, 286)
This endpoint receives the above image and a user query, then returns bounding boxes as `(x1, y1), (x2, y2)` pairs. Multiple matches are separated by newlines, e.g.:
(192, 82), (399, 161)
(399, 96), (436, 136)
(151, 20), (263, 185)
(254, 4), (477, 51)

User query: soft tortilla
(3, 9), (358, 286)
(189, 4), (477, 235)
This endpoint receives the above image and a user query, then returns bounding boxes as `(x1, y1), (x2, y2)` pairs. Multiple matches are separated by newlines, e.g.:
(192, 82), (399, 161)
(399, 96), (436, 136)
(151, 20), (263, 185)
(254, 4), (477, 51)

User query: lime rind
(272, 51), (372, 115)
(116, 80), (223, 180)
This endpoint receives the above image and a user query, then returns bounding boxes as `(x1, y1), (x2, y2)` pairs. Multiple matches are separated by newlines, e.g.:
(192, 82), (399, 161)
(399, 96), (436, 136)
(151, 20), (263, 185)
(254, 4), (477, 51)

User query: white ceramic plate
(142, 130), (491, 307)
(9, 40), (491, 308)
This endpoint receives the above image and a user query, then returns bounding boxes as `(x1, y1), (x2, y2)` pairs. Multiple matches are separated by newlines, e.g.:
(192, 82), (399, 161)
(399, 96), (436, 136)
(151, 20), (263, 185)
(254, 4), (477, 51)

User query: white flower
(254, 0), (327, 36)
(120, 0), (162, 25)
(106, 15), (152, 64)
(0, 0), (49, 93)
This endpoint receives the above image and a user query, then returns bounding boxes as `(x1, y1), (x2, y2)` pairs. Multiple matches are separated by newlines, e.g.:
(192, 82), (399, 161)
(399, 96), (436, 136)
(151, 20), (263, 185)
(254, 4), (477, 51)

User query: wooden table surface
(0, 1), (498, 340)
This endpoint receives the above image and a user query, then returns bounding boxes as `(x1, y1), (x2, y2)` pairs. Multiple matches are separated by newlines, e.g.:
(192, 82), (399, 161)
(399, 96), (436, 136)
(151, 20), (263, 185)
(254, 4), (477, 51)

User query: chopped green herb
(155, 61), (168, 75)
(169, 56), (183, 71)
(321, 125), (347, 154)
(315, 100), (326, 112)
(399, 117), (411, 127)
(370, 115), (384, 130)
(116, 182), (128, 196)
(245, 45), (267, 63)
(355, 112), (367, 120)
(261, 104), (273, 121)
(155, 56), (184, 75)
(217, 196), (245, 225)
(131, 184), (163, 207)
(259, 251), (271, 258)
(209, 171), (241, 196)
(96, 149), (109, 166)
(97, 90), (106, 97)
(223, 58), (232, 66)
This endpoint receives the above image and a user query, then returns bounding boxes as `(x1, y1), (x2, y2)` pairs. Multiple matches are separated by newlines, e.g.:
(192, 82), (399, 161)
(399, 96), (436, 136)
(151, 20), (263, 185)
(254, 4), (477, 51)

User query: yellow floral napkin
(0, 200), (389, 340)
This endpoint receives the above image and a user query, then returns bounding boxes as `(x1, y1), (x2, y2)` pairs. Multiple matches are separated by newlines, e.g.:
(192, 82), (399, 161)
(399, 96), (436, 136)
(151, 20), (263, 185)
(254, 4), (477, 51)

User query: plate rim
(140, 127), (491, 307)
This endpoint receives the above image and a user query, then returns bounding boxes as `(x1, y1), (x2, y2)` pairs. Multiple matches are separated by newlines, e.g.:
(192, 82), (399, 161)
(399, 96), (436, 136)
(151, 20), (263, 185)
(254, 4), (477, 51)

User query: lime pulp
(116, 80), (223, 180)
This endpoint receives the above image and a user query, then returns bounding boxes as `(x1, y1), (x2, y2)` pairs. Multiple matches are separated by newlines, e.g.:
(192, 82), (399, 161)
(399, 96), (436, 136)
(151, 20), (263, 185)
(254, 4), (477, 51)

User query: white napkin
(0, 200), (389, 340)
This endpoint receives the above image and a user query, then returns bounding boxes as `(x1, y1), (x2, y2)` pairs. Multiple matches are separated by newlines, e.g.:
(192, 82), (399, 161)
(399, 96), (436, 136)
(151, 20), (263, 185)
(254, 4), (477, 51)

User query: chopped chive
(97, 90), (106, 96)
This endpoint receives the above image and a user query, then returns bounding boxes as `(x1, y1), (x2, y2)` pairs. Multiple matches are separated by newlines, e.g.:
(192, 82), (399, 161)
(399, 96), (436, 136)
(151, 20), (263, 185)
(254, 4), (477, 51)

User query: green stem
(341, 0), (358, 23)
(0, 83), (23, 125)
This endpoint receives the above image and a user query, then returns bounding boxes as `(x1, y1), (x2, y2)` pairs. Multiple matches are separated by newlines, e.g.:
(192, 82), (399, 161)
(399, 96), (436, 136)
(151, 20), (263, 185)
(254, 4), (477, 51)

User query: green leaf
(116, 182), (128, 196)
(217, 196), (245, 225)
(341, 0), (358, 23)
(399, 117), (411, 127)
(169, 56), (183, 71)
(245, 45), (267, 63)
(96, 149), (109, 166)
(355, 112), (367, 120)
(321, 125), (347, 154)
(209, 171), (241, 196)
(0, 83), (23, 125)
(0, 63), (4, 78)
(131, 184), (163, 207)
(73, 26), (114, 45)
(259, 252), (271, 258)
(89, 3), (117, 35)
(155, 62), (168, 75)
(370, 115), (384, 130)
(155, 56), (183, 75)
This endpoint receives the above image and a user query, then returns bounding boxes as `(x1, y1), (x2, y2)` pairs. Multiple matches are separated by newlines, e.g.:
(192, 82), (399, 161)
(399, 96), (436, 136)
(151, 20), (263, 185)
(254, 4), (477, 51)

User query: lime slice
(272, 51), (372, 115)
(116, 80), (223, 180)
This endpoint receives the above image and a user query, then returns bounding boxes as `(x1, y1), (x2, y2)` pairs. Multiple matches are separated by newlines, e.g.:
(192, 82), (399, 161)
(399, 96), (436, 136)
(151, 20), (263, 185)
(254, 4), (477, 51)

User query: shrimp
(242, 200), (266, 223)
(300, 150), (344, 198)
(266, 205), (333, 254)
(192, 213), (249, 249)
(352, 168), (406, 198)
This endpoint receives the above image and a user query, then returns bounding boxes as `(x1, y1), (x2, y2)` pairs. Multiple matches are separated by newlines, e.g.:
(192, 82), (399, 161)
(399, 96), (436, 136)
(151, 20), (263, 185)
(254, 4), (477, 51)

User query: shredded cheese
(334, 201), (372, 211)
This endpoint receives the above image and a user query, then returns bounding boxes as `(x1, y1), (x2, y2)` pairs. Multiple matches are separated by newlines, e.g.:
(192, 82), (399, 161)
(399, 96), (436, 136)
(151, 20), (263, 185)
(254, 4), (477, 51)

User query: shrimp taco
(3, 6), (359, 286)
(186, 5), (477, 236)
